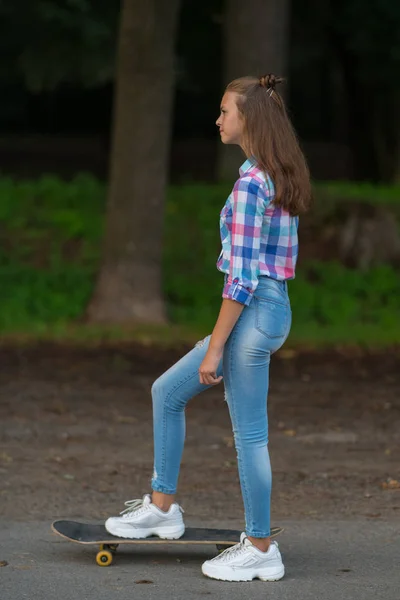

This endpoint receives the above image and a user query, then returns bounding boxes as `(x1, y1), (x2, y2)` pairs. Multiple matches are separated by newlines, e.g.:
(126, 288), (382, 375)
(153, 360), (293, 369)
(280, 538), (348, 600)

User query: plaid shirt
(217, 158), (299, 306)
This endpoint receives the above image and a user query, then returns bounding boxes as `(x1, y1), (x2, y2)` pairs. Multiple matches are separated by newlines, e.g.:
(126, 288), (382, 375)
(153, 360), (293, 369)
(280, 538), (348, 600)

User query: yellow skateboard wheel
(96, 550), (113, 566)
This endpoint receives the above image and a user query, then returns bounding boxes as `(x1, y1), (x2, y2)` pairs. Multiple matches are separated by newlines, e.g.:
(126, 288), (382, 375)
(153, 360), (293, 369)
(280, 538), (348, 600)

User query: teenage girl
(105, 72), (311, 582)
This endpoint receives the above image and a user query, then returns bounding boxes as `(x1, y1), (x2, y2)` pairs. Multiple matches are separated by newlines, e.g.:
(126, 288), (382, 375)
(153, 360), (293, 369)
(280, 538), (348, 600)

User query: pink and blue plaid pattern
(217, 158), (299, 306)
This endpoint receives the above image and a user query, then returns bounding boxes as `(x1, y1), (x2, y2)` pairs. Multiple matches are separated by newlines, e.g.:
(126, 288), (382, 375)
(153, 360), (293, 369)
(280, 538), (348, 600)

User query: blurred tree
(0, 0), (118, 91)
(0, 0), (119, 133)
(1, 0), (398, 184)
(291, 0), (400, 183)
(217, 0), (290, 180)
(86, 0), (181, 324)
(330, 0), (400, 182)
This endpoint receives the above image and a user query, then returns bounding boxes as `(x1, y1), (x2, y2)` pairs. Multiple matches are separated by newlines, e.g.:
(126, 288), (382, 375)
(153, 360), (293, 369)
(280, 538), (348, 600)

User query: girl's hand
(199, 347), (224, 386)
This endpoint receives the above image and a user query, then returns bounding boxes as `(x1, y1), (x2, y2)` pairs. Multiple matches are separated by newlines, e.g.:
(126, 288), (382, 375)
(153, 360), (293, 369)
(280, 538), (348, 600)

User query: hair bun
(259, 73), (283, 89)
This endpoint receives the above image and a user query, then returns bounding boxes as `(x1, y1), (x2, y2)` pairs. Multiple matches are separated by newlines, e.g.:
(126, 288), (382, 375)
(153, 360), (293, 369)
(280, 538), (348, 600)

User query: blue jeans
(151, 276), (291, 537)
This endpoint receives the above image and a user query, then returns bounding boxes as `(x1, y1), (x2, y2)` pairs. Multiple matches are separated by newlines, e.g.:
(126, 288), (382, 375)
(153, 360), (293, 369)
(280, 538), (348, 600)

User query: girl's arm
(198, 298), (244, 386)
(209, 298), (244, 351)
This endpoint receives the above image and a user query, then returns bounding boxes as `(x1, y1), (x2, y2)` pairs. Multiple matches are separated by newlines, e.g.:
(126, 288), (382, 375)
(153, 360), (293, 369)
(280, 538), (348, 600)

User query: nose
(216, 116), (221, 127)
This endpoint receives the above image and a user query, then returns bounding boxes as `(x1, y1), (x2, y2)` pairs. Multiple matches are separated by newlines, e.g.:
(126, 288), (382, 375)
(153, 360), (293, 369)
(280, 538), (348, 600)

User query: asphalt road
(1, 518), (399, 600)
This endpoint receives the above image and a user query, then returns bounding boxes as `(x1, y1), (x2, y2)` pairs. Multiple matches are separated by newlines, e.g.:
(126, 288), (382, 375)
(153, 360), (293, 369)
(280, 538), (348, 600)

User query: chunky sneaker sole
(201, 562), (285, 582)
(104, 520), (185, 540)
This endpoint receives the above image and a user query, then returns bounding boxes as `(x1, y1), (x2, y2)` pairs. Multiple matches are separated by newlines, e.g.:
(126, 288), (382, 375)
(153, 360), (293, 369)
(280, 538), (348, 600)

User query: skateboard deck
(51, 520), (284, 566)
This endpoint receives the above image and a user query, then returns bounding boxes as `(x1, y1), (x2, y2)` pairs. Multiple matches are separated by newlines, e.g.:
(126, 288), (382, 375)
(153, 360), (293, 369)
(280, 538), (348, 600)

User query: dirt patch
(0, 342), (399, 525)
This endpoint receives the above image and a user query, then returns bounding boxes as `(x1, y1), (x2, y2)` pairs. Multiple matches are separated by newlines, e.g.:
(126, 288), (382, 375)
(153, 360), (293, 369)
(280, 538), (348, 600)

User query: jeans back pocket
(255, 297), (289, 339)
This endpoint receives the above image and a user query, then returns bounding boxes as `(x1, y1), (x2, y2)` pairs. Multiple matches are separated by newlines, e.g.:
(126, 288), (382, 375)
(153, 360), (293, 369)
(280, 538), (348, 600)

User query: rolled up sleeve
(222, 177), (264, 306)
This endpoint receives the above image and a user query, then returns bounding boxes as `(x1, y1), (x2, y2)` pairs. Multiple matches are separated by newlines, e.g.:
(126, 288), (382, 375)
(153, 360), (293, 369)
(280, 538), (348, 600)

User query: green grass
(1, 174), (400, 346)
(313, 180), (400, 206)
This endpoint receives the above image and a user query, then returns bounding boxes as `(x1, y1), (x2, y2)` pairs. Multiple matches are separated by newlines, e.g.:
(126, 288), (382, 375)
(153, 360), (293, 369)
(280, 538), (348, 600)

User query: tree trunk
(218, 0), (290, 181)
(87, 0), (181, 324)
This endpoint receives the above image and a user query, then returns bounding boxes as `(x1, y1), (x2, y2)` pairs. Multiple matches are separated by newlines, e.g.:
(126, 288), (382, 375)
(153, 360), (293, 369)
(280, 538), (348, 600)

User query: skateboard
(51, 520), (284, 567)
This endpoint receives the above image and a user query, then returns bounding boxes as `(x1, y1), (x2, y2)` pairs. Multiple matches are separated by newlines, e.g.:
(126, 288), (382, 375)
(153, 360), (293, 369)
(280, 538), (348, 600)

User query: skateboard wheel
(96, 550), (113, 567)
(216, 544), (226, 553)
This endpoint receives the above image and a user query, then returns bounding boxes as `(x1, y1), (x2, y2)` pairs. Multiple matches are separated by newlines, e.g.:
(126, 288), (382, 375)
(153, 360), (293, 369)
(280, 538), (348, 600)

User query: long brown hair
(226, 74), (311, 215)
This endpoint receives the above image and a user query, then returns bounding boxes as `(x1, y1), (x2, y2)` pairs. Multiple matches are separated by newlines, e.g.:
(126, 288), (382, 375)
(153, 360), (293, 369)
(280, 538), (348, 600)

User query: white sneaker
(201, 533), (285, 582)
(105, 494), (185, 539)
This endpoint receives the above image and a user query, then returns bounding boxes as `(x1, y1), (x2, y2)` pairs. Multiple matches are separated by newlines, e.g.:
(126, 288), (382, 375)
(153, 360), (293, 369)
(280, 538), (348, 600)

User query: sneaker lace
(120, 498), (148, 518)
(215, 539), (247, 562)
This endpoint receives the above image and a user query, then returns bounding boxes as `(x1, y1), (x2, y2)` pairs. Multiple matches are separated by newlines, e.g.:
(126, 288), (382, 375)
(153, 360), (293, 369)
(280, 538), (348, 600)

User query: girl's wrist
(209, 341), (225, 353)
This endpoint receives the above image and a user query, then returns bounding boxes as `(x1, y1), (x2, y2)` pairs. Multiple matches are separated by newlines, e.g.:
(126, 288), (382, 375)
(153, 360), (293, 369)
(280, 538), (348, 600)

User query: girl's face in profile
(216, 91), (244, 147)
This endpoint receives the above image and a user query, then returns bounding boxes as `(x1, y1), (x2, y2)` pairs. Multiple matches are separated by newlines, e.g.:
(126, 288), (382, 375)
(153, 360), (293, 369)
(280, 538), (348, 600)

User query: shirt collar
(239, 156), (257, 176)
